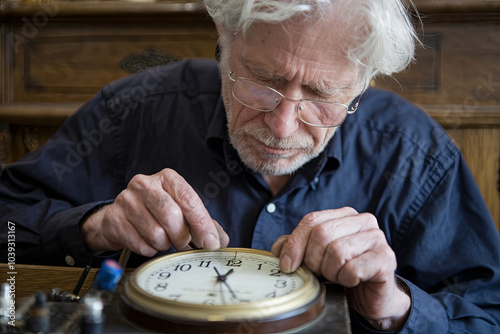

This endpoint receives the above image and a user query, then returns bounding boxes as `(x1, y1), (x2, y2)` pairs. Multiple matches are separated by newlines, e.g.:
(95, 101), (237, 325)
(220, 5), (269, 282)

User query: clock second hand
(213, 267), (238, 300)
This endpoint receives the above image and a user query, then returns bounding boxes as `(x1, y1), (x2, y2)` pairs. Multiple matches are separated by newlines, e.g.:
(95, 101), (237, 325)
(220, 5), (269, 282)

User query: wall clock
(120, 248), (325, 333)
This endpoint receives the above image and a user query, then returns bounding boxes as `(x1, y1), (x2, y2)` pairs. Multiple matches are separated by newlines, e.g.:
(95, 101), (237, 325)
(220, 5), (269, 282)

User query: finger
(122, 220), (162, 257)
(114, 182), (176, 252)
(213, 219), (230, 248)
(183, 219), (230, 250)
(159, 169), (227, 250)
(102, 205), (159, 257)
(322, 229), (395, 286)
(271, 235), (290, 258)
(128, 170), (228, 251)
(279, 207), (359, 273)
(303, 212), (379, 274)
(143, 189), (191, 250)
(145, 174), (224, 250)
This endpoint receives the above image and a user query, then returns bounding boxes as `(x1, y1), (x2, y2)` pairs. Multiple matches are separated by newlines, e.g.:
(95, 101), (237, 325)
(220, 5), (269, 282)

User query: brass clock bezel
(120, 248), (325, 332)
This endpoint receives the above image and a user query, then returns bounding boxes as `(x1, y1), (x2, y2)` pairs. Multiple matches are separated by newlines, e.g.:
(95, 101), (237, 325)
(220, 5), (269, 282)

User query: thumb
(271, 234), (290, 258)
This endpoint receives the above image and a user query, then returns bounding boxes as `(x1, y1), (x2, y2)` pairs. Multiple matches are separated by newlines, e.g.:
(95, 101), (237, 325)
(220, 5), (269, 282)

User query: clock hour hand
(213, 267), (238, 299)
(214, 267), (234, 281)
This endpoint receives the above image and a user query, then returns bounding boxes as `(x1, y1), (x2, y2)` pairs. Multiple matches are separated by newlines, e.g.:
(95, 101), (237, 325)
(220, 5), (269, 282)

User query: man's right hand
(81, 168), (229, 256)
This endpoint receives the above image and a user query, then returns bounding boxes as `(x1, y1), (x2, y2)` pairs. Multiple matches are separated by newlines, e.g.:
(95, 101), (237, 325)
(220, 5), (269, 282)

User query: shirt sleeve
(0, 88), (126, 267)
(350, 148), (500, 333)
(0, 60), (218, 267)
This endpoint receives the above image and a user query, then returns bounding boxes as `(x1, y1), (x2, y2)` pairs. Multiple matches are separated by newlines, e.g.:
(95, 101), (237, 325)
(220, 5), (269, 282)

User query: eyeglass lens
(232, 78), (348, 127)
(232, 79), (281, 111)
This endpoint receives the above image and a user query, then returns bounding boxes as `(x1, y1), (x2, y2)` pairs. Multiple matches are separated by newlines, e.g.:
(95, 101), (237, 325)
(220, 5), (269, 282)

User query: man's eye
(255, 77), (276, 85)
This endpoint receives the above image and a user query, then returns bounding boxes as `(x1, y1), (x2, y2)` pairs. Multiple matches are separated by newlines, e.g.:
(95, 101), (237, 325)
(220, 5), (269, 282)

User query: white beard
(227, 119), (332, 176)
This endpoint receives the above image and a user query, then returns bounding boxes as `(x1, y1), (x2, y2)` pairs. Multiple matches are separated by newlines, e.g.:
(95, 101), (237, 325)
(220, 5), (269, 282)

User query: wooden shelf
(424, 105), (500, 128)
(0, 103), (81, 125)
(0, 0), (206, 17)
(1, 102), (499, 128)
(414, 0), (500, 13)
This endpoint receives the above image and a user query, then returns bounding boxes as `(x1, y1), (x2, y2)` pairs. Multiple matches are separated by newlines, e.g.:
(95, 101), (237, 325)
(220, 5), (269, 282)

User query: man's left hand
(271, 207), (411, 332)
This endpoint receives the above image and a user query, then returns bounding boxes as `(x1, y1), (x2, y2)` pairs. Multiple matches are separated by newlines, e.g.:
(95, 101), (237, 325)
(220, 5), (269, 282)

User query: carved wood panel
(8, 17), (217, 103)
(374, 16), (500, 110)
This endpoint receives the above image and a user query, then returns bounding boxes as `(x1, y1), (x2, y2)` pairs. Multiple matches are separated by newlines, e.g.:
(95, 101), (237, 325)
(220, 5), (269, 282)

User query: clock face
(121, 248), (325, 332)
(135, 249), (304, 305)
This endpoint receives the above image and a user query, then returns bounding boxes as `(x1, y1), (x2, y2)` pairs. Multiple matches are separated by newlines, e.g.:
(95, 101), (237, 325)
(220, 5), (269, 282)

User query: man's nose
(263, 98), (300, 139)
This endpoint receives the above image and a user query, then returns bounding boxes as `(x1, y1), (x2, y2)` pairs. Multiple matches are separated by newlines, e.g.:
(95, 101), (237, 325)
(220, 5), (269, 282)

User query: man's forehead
(233, 29), (358, 96)
(240, 59), (355, 97)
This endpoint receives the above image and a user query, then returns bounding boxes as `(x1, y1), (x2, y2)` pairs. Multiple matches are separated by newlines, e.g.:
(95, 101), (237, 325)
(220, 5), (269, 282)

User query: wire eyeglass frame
(228, 71), (363, 128)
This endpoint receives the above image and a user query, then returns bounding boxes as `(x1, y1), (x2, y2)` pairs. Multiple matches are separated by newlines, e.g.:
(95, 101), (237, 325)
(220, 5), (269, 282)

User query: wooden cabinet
(1, 0), (218, 161)
(1, 0), (499, 231)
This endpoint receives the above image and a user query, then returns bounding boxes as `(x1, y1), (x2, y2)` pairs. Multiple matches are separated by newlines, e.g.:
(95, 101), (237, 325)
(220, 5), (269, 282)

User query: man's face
(220, 15), (360, 176)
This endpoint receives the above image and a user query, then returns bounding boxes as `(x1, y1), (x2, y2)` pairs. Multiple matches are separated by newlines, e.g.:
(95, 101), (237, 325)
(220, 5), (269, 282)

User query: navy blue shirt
(1, 59), (499, 333)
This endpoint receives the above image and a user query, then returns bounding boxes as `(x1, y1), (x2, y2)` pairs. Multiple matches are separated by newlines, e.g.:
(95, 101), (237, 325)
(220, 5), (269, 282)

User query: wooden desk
(0, 263), (99, 305)
(0, 263), (351, 333)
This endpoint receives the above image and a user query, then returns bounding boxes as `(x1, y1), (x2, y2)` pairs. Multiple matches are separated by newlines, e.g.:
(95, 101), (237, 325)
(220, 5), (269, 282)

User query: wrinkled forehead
(229, 20), (361, 96)
(217, 1), (366, 93)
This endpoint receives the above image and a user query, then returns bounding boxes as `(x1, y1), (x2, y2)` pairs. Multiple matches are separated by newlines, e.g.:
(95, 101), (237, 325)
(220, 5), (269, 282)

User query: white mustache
(242, 124), (314, 151)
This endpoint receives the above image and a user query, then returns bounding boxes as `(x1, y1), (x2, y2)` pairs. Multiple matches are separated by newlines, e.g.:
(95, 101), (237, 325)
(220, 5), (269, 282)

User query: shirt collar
(206, 96), (227, 145)
(325, 125), (343, 168)
(295, 130), (341, 191)
(206, 97), (243, 168)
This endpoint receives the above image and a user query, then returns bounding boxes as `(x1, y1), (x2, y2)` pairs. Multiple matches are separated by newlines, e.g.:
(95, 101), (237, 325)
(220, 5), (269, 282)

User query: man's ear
(215, 23), (224, 36)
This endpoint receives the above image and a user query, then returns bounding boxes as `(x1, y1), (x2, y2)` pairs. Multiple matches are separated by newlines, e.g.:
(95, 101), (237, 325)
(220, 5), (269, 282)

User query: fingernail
(203, 233), (220, 250)
(280, 254), (293, 273)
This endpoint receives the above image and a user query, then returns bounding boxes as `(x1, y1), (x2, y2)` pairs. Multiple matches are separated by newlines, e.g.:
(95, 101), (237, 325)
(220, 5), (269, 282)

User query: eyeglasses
(228, 71), (362, 128)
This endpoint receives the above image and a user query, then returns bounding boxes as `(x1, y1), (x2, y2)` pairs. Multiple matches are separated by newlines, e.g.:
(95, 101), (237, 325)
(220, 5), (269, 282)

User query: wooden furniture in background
(1, 0), (218, 162)
(1, 0), (499, 231)
(373, 0), (500, 231)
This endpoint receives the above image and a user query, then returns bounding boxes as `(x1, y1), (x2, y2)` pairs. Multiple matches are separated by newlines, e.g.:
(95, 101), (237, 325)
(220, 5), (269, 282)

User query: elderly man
(1, 0), (499, 332)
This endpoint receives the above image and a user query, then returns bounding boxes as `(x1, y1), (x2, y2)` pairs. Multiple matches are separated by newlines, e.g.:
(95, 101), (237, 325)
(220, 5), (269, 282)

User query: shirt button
(266, 203), (277, 214)
(314, 177), (320, 184)
(65, 255), (75, 266)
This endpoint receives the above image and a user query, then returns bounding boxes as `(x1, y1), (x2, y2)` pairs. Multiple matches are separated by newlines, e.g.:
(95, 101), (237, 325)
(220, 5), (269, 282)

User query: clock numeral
(198, 260), (211, 268)
(157, 271), (171, 280)
(203, 299), (215, 305)
(269, 269), (281, 276)
(275, 280), (287, 289)
(173, 264), (192, 272)
(168, 294), (181, 301)
(154, 283), (168, 291)
(226, 259), (242, 267)
(265, 291), (277, 298)
(232, 297), (251, 303)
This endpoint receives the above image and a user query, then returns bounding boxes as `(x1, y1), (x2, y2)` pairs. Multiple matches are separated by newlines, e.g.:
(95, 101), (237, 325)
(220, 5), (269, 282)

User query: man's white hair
(204, 0), (419, 92)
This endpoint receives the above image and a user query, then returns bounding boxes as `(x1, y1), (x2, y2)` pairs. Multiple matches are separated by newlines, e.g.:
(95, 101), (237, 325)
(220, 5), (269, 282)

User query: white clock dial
(136, 250), (304, 305)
